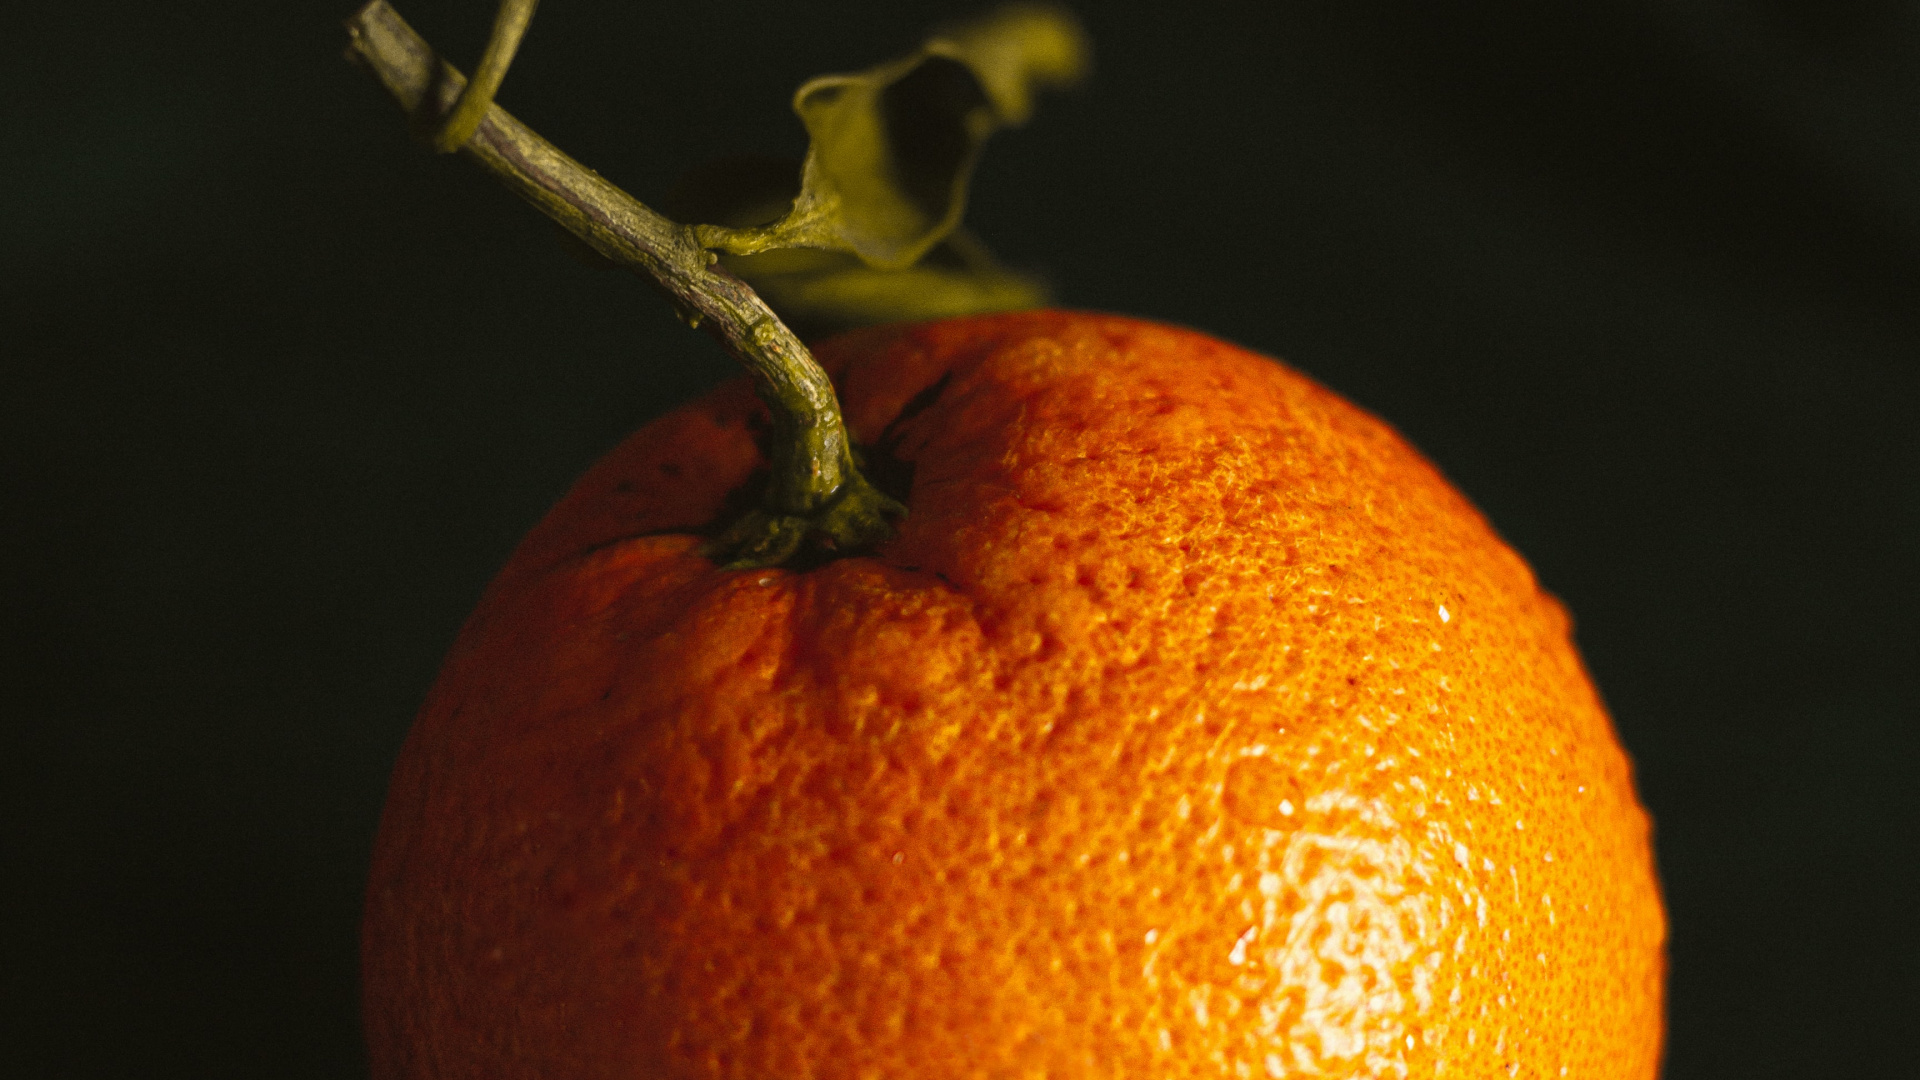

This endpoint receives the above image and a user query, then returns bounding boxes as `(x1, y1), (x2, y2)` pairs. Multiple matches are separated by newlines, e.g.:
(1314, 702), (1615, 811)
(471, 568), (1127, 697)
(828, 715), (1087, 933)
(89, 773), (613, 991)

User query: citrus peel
(363, 311), (1666, 1079)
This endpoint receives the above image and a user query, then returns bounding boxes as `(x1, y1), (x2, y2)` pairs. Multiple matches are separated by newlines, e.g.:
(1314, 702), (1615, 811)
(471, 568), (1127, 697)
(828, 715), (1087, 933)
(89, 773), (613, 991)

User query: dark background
(5, 1), (1915, 1076)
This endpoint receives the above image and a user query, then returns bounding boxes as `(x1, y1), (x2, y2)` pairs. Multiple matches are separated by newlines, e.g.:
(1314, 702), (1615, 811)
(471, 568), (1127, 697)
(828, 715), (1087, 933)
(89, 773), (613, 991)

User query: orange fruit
(362, 311), (1665, 1079)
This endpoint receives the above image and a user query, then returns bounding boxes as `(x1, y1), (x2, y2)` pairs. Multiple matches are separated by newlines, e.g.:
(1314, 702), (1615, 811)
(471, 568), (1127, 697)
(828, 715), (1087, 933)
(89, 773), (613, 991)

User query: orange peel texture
(363, 311), (1666, 1079)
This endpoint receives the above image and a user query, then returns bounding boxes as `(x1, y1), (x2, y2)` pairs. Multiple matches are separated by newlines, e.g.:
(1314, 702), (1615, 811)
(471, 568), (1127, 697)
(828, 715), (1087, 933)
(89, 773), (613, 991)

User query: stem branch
(429, 0), (540, 153)
(343, 0), (902, 567)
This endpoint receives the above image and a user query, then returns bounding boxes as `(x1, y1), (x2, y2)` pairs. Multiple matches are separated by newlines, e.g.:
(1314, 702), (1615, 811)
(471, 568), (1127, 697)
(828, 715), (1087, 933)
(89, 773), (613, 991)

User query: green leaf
(691, 3), (1088, 272)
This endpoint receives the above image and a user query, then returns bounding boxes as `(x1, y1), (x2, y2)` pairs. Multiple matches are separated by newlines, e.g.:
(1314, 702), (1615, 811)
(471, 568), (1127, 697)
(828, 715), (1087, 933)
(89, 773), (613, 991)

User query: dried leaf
(691, 4), (1088, 271)
(665, 157), (1048, 338)
(730, 234), (1048, 340)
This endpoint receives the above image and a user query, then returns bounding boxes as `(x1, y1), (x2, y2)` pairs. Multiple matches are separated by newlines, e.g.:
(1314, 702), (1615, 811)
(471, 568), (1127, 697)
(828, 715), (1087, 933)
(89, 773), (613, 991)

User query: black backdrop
(5, 1), (1916, 1076)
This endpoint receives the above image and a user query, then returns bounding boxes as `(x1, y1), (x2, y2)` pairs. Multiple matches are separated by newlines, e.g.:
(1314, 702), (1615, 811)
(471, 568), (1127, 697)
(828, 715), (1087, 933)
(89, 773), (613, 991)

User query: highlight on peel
(362, 312), (1666, 1080)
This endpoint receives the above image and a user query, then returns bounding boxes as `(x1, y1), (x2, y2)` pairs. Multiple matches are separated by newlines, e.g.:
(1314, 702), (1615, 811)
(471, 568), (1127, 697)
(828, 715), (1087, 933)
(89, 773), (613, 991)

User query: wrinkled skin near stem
(344, 1), (904, 568)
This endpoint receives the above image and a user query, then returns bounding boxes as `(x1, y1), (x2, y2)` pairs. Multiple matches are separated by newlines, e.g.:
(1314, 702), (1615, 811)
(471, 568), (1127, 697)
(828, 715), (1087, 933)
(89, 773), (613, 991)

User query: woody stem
(343, 0), (902, 568)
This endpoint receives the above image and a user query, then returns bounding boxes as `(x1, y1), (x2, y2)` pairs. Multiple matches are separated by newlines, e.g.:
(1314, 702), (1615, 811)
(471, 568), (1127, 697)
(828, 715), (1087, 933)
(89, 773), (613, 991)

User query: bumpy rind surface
(364, 312), (1665, 1080)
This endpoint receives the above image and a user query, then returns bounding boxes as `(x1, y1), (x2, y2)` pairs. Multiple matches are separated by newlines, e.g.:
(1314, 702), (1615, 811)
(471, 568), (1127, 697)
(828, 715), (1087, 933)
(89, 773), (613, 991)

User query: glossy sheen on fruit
(363, 311), (1665, 1079)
